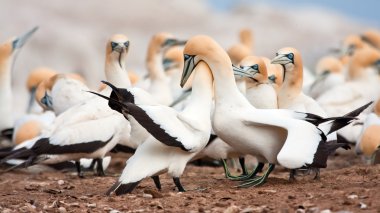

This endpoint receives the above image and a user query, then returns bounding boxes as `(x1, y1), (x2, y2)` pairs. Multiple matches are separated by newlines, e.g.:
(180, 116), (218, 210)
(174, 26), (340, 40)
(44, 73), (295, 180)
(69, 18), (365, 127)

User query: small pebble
(223, 205), (239, 213)
(57, 180), (65, 185)
(347, 194), (358, 199)
(58, 207), (67, 213)
(142, 193), (153, 199)
(87, 203), (97, 208)
(320, 210), (331, 213)
(110, 210), (121, 213)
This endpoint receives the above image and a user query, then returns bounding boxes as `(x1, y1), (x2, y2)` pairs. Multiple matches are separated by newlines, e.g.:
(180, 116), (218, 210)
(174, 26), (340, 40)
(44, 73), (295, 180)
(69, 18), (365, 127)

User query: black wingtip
(344, 101), (373, 117)
(106, 181), (140, 196)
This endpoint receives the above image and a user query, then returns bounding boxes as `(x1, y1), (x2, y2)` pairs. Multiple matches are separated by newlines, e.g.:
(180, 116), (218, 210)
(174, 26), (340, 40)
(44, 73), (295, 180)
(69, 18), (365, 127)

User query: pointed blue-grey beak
(12, 26), (38, 51)
(181, 54), (196, 87)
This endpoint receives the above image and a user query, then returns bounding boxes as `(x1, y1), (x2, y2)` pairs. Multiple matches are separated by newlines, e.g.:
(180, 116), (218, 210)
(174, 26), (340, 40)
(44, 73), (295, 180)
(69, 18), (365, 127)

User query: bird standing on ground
(92, 60), (213, 195)
(180, 35), (368, 188)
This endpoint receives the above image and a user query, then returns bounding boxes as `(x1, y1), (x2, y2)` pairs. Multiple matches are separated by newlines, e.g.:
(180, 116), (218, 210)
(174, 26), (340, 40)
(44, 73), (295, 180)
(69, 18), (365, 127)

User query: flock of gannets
(0, 26), (379, 196)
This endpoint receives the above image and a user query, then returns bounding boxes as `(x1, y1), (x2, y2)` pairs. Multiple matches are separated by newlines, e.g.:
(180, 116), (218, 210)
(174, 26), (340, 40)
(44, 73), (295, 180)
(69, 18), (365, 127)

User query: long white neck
(105, 55), (131, 88)
(147, 50), (172, 105)
(208, 54), (251, 107)
(147, 51), (167, 80)
(0, 57), (13, 129)
(181, 62), (213, 128)
(278, 64), (303, 108)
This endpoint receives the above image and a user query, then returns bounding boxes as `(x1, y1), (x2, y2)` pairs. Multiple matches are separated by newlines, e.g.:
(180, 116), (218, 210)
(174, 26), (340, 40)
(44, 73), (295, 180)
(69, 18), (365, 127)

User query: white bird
(91, 60), (213, 195)
(179, 35), (368, 187)
(271, 47), (337, 143)
(308, 56), (345, 99)
(0, 34), (133, 177)
(0, 27), (38, 139)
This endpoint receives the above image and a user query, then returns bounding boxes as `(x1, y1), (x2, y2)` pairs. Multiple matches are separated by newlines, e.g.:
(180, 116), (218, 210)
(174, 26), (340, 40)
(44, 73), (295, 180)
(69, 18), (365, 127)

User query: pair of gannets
(0, 27), (38, 139)
(91, 35), (369, 195)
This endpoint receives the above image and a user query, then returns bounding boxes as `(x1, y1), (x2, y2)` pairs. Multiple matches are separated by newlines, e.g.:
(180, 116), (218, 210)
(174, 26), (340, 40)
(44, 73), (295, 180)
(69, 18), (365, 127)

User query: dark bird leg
(75, 161), (84, 178)
(313, 168), (320, 180)
(239, 157), (248, 176)
(173, 177), (185, 192)
(89, 159), (96, 170)
(289, 169), (297, 182)
(95, 158), (106, 176)
(237, 163), (275, 188)
(151, 175), (161, 190)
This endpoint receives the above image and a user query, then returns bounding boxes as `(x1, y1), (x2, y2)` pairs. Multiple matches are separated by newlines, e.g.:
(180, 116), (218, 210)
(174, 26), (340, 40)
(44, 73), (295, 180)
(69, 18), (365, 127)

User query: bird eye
(287, 53), (294, 60)
(124, 41), (130, 47)
(111, 42), (118, 49)
(252, 64), (259, 70)
(184, 54), (191, 60)
(276, 53), (279, 56)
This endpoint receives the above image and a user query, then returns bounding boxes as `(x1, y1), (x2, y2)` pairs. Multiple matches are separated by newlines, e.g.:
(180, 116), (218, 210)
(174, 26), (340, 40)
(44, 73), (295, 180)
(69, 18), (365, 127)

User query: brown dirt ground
(0, 151), (379, 213)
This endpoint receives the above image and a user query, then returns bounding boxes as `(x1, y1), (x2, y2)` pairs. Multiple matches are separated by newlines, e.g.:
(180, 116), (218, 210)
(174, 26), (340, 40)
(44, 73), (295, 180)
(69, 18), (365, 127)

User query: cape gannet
(308, 56), (345, 99)
(91, 60), (213, 195)
(0, 27), (38, 139)
(25, 67), (57, 113)
(180, 35), (369, 187)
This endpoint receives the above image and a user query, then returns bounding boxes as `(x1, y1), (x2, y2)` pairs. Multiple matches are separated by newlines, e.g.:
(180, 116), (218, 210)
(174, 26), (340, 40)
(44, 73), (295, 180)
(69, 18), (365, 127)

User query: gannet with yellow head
(180, 35), (366, 187)
(0, 27), (38, 137)
(308, 56), (345, 99)
(91, 57), (213, 195)
(25, 67), (57, 113)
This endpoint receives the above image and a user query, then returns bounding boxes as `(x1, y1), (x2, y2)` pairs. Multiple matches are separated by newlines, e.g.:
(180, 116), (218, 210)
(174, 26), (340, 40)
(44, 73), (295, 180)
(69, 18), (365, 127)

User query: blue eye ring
(287, 53), (294, 60)
(251, 64), (259, 70)
(124, 41), (130, 47)
(111, 42), (118, 49)
(184, 54), (191, 60)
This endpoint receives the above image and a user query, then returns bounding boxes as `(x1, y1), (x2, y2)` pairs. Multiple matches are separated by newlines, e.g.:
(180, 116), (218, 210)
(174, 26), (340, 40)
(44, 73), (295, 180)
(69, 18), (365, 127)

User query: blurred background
(1, 0), (378, 116)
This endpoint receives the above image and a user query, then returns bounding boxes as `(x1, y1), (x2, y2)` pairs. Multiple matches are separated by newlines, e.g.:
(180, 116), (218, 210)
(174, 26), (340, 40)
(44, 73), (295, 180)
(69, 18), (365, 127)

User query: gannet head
(26, 67), (57, 92)
(163, 46), (184, 72)
(271, 47), (301, 72)
(227, 44), (251, 65)
(26, 67), (57, 112)
(357, 124), (380, 158)
(361, 29), (380, 49)
(0, 27), (38, 73)
(341, 35), (365, 56)
(106, 34), (130, 68)
(148, 32), (186, 55)
(234, 56), (268, 83)
(35, 74), (85, 111)
(315, 56), (343, 76)
(181, 35), (231, 87)
(348, 46), (380, 80)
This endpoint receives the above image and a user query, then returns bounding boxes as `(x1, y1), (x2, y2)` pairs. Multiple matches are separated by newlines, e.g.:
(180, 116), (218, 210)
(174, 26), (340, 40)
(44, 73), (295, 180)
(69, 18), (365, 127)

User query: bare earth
(0, 151), (379, 213)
